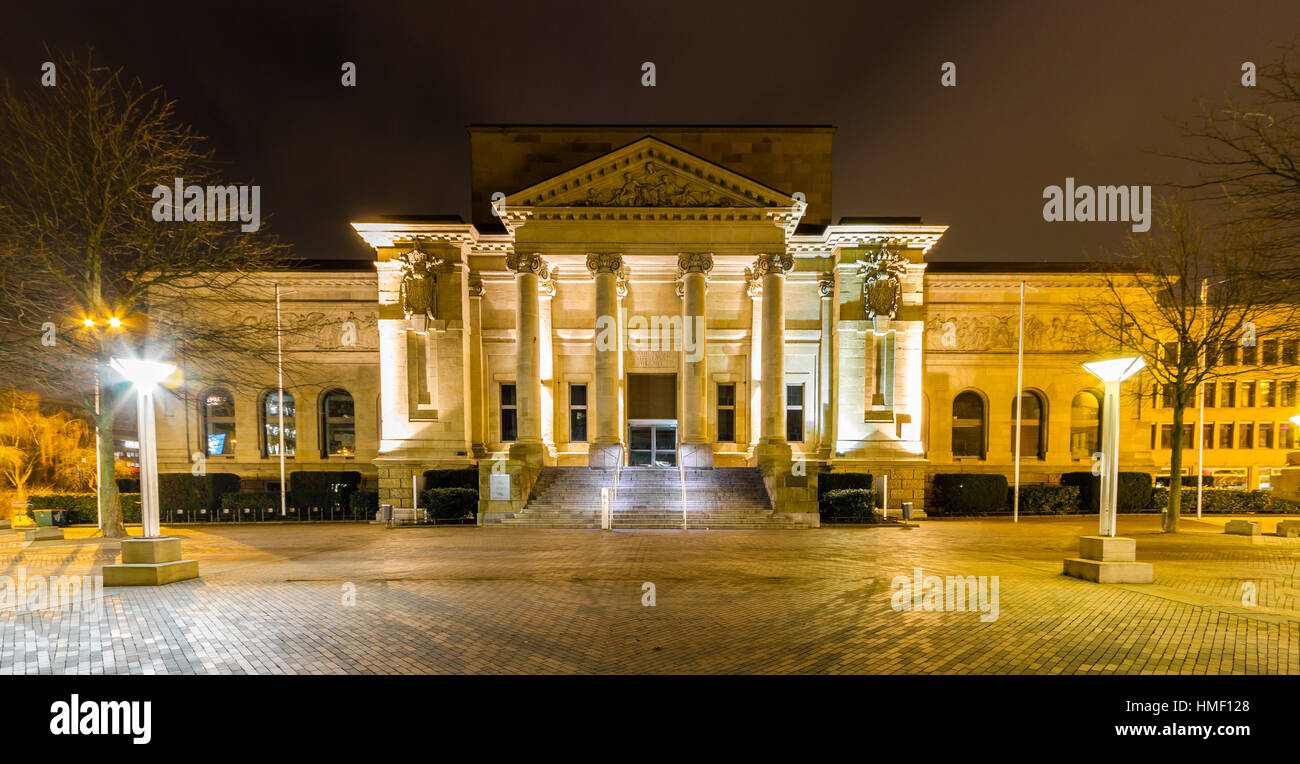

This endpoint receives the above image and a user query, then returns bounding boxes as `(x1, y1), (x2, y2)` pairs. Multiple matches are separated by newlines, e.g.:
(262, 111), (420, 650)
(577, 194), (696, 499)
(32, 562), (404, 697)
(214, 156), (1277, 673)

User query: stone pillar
(678, 252), (714, 468)
(754, 253), (794, 468)
(586, 253), (624, 469)
(747, 274), (763, 452)
(506, 252), (548, 467)
(818, 272), (836, 460)
(539, 274), (556, 456)
(467, 281), (487, 458)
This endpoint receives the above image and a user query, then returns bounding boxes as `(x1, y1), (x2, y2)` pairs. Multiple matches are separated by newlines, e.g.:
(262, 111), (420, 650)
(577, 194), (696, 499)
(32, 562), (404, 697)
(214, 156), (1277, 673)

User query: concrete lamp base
(24, 527), (65, 542)
(102, 537), (199, 587)
(1063, 535), (1153, 584)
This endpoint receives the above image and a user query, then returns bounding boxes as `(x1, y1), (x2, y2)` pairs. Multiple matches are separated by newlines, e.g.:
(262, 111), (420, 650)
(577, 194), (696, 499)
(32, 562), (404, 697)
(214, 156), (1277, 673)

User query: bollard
(901, 501), (913, 521)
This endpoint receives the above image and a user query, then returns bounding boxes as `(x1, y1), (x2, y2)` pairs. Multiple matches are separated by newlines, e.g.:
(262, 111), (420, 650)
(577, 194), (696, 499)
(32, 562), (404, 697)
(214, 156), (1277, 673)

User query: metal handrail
(678, 456), (687, 530)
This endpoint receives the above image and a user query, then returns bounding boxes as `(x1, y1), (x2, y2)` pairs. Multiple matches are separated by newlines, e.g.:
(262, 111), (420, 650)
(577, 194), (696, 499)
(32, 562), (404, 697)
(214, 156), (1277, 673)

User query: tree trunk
(97, 379), (125, 538)
(1165, 400), (1185, 533)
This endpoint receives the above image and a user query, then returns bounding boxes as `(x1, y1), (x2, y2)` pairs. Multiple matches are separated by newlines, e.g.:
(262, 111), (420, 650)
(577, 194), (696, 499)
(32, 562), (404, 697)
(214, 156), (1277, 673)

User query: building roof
(924, 260), (1145, 274)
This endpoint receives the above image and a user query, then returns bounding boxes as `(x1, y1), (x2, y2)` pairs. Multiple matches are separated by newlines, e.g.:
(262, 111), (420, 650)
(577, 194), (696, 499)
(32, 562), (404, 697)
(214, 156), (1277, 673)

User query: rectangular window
(1219, 422), (1235, 449)
(786, 384), (805, 443)
(1221, 341), (1238, 366)
(1202, 423), (1214, 449)
(1241, 381), (1256, 407)
(1284, 339), (1299, 365)
(500, 383), (517, 442)
(1283, 422), (1295, 449)
(716, 383), (736, 443)
(1243, 343), (1258, 366)
(1239, 422), (1254, 449)
(569, 384), (588, 443)
(1282, 380), (1297, 407)
(1159, 424), (1173, 449)
(1263, 339), (1279, 365)
(1221, 381), (1236, 407)
(1163, 342), (1179, 364)
(1260, 380), (1276, 407)
(1161, 384), (1174, 408)
(1203, 382), (1216, 408)
(1259, 422), (1275, 449)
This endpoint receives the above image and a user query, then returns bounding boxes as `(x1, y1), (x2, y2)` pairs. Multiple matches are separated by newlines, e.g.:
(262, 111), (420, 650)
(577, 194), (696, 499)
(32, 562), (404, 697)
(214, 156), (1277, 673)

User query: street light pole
(110, 358), (176, 538)
(1082, 356), (1146, 538)
(1197, 278), (1206, 520)
(276, 282), (287, 518)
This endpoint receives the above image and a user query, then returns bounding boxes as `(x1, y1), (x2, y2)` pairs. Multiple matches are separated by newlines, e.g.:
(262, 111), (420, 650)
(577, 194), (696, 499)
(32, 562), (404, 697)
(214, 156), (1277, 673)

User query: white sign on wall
(489, 474), (511, 501)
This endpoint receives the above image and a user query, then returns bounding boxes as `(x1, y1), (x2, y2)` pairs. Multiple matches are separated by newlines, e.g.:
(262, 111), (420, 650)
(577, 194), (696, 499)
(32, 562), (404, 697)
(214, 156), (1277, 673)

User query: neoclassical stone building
(152, 126), (1299, 525)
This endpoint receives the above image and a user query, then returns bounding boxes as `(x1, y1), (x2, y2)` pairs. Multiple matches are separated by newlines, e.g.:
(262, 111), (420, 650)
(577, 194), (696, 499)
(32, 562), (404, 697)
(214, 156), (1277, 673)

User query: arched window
(201, 389), (236, 456)
(952, 391), (986, 459)
(1070, 391), (1102, 460)
(321, 389), (356, 457)
(1011, 391), (1046, 460)
(262, 390), (296, 457)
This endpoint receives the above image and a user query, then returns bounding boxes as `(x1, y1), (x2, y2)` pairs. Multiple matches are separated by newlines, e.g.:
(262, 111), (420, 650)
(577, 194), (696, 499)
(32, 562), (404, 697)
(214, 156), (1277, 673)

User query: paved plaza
(2, 516), (1298, 674)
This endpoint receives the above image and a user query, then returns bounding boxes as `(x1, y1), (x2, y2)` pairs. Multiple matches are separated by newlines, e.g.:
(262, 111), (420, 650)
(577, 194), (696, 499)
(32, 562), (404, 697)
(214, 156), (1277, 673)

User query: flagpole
(276, 282), (287, 518)
(1197, 278), (1206, 520)
(1013, 281), (1025, 523)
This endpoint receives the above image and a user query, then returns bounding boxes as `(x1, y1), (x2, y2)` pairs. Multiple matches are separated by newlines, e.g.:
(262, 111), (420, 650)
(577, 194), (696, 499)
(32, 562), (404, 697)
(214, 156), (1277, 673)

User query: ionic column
(586, 253), (624, 469)
(817, 272), (836, 459)
(678, 252), (714, 468)
(506, 252), (549, 465)
(754, 253), (794, 465)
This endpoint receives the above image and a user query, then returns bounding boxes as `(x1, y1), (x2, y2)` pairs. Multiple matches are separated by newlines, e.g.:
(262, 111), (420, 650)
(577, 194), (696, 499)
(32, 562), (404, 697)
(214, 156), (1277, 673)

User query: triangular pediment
(504, 137), (799, 210)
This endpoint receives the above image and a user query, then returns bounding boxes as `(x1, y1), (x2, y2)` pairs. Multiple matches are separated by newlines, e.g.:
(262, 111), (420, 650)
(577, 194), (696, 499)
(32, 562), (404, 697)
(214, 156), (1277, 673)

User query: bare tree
(0, 52), (296, 536)
(1085, 198), (1288, 532)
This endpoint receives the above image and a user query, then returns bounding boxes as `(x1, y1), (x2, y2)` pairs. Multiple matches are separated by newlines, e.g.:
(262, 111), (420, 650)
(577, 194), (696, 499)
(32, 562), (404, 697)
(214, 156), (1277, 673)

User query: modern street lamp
(1081, 356), (1146, 537)
(80, 314), (126, 531)
(110, 357), (176, 538)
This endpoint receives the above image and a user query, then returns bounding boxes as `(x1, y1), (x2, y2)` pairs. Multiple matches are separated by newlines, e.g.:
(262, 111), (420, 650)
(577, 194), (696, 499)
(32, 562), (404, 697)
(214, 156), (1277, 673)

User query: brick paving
(1, 515), (1298, 674)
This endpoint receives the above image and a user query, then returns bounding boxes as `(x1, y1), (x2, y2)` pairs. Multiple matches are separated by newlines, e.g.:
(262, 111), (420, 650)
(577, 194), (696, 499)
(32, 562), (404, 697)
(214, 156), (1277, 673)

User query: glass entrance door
(628, 422), (677, 467)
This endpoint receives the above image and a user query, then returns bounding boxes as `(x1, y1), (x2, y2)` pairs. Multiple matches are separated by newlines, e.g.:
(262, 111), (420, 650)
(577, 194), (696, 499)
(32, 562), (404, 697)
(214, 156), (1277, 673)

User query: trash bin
(901, 502), (913, 521)
(380, 504), (393, 523)
(32, 509), (68, 527)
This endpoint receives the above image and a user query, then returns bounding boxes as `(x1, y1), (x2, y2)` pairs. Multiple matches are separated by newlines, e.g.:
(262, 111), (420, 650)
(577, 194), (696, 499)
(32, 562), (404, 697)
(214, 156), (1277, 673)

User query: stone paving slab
(1, 516), (1297, 674)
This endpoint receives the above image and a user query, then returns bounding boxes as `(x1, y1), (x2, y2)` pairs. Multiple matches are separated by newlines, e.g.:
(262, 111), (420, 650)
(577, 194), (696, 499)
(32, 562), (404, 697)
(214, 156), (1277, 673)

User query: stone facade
(148, 126), (1300, 520)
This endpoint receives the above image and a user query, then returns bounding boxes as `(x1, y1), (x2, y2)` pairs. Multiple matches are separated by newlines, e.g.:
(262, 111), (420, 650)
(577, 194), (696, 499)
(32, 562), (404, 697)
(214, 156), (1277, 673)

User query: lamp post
(1081, 356), (1146, 538)
(110, 357), (176, 538)
(81, 314), (126, 531)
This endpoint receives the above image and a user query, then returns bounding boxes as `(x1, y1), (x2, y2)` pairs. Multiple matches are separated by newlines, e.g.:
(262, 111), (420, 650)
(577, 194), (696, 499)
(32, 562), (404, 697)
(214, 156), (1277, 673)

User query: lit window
(1241, 381), (1256, 407)
(1239, 422), (1254, 449)
(1221, 381), (1236, 407)
(1259, 422), (1275, 449)
(321, 389), (355, 456)
(201, 390), (236, 456)
(262, 390), (296, 457)
(952, 391), (985, 459)
(1260, 380), (1276, 407)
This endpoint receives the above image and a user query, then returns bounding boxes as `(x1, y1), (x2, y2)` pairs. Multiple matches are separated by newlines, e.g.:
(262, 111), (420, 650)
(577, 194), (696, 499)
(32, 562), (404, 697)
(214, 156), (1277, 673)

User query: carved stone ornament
(468, 281), (484, 298)
(676, 252), (714, 275)
(396, 248), (444, 320)
(575, 162), (738, 207)
(585, 252), (625, 275)
(750, 253), (794, 279)
(818, 273), (835, 298)
(505, 252), (550, 279)
(858, 244), (908, 320)
(744, 267), (762, 298)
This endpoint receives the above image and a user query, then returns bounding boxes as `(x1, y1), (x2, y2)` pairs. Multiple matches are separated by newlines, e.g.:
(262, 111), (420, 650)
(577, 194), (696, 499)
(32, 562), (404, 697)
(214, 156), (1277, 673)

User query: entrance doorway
(629, 420), (677, 467)
(626, 373), (677, 468)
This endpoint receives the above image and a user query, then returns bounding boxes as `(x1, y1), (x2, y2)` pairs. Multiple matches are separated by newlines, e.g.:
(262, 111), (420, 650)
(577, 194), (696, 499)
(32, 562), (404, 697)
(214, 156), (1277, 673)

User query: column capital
(676, 252), (714, 275)
(585, 252), (625, 275)
(468, 280), (484, 299)
(818, 272), (835, 299)
(745, 266), (763, 298)
(506, 252), (550, 279)
(751, 252), (794, 279)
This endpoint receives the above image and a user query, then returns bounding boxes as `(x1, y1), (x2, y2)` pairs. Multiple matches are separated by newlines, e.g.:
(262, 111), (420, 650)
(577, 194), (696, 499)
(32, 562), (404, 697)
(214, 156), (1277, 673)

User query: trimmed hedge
(289, 471), (362, 510)
(1011, 484), (1081, 515)
(422, 487), (478, 519)
(115, 478), (140, 494)
(27, 493), (141, 524)
(220, 492), (281, 517)
(1150, 488), (1300, 514)
(349, 490), (379, 519)
(422, 469), (479, 491)
(820, 489), (880, 522)
(1060, 472), (1153, 513)
(931, 473), (1008, 515)
(818, 472), (873, 499)
(158, 473), (241, 512)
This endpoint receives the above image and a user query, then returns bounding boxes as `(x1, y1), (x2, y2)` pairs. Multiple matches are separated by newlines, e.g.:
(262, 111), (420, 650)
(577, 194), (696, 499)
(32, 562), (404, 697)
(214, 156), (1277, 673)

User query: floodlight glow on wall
(1082, 355), (1145, 537)
(112, 357), (176, 537)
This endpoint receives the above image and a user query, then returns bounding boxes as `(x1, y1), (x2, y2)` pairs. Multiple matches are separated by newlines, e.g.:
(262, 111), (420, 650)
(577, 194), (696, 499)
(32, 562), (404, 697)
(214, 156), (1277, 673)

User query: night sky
(2, 0), (1297, 263)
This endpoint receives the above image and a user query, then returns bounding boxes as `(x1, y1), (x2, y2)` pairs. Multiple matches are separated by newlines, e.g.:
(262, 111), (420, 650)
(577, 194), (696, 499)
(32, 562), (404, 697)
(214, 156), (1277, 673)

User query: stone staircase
(498, 467), (609, 528)
(612, 467), (810, 529)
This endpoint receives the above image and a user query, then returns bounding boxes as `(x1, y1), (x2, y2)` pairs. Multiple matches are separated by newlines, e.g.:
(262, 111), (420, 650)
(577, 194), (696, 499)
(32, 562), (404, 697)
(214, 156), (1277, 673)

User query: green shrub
(423, 469), (479, 491)
(820, 489), (879, 521)
(1013, 484), (1081, 515)
(818, 472), (872, 500)
(1060, 472), (1153, 513)
(221, 492), (281, 519)
(1150, 487), (1300, 514)
(289, 471), (362, 510)
(158, 473), (241, 512)
(421, 487), (478, 519)
(28, 493), (141, 524)
(931, 473), (1008, 515)
(349, 490), (379, 519)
